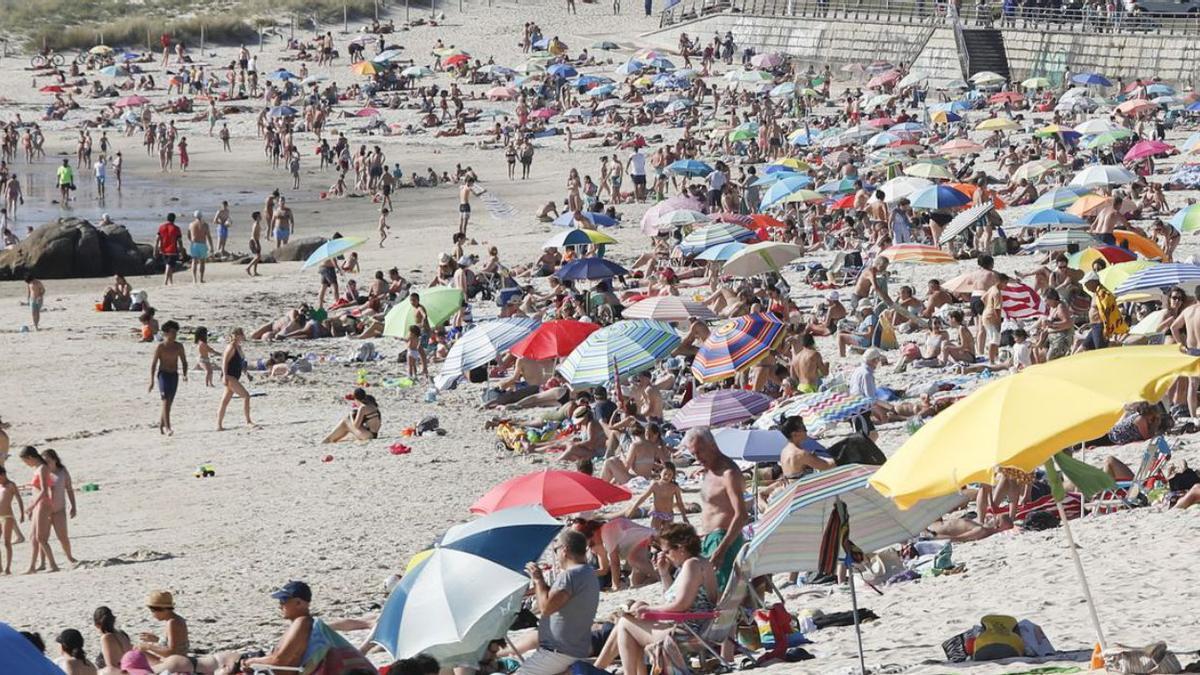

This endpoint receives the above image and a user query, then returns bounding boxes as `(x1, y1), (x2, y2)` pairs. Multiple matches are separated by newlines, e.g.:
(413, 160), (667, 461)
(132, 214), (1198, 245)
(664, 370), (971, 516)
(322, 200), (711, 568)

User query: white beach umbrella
(1070, 164), (1137, 188)
(878, 176), (933, 203)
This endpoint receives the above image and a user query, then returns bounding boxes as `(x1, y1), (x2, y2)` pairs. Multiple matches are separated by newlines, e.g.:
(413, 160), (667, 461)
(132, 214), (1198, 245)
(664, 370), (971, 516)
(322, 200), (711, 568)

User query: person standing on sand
(55, 158), (73, 206)
(187, 211), (213, 284)
(682, 426), (746, 589)
(0, 464), (26, 575)
(458, 176), (477, 237)
(93, 155), (107, 200)
(273, 196), (294, 248)
(155, 213), (183, 286)
(113, 151), (123, 192)
(214, 200), (232, 255)
(378, 208), (390, 248)
(19, 446), (58, 574)
(40, 449), (77, 566)
(24, 275), (44, 330)
(149, 320), (188, 435)
(217, 328), (256, 431)
(246, 210), (263, 276)
(264, 189), (279, 242)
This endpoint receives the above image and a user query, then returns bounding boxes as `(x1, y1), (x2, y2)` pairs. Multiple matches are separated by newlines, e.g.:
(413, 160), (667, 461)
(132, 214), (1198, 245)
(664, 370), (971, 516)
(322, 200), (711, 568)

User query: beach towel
(480, 191), (519, 223)
(302, 619), (378, 675)
(1001, 281), (1044, 321)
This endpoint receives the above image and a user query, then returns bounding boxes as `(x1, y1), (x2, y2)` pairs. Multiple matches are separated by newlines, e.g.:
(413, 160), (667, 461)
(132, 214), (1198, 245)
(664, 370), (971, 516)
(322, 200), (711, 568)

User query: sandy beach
(1, 2), (1199, 674)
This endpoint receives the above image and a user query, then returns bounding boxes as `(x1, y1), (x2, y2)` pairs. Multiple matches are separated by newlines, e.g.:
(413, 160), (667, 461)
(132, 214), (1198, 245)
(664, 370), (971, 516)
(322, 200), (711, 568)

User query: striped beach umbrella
(1032, 186), (1091, 210)
(1013, 208), (1088, 229)
(434, 318), (541, 390)
(623, 296), (717, 322)
(1115, 263), (1200, 296)
(938, 202), (994, 245)
(1067, 245), (1136, 271)
(692, 313), (786, 383)
(738, 465), (961, 577)
(1098, 260), (1157, 292)
(908, 184), (970, 210)
(678, 222), (756, 256)
(879, 244), (955, 264)
(1024, 230), (1101, 251)
(301, 236), (367, 270)
(673, 389), (774, 430)
(554, 257), (629, 281)
(754, 389), (874, 434)
(558, 321), (680, 386)
(695, 241), (747, 262)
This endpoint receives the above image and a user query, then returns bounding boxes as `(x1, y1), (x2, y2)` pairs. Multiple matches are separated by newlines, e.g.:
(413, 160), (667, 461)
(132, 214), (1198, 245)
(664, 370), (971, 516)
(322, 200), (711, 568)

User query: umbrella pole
(1055, 499), (1107, 650)
(505, 636), (527, 664)
(845, 551), (867, 675)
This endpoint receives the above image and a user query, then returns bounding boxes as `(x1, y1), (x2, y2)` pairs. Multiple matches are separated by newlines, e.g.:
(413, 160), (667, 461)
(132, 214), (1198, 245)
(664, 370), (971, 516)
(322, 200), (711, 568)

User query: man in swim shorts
(155, 212), (183, 286)
(187, 210), (213, 284)
(149, 320), (188, 435)
(272, 196), (294, 247)
(214, 200), (232, 254)
(685, 426), (747, 590)
(24, 275), (45, 331)
(458, 176), (476, 237)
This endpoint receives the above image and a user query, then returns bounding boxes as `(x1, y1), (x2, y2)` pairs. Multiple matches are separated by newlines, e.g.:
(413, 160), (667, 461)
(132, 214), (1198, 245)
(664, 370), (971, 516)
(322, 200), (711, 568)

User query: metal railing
(659, 0), (1200, 35)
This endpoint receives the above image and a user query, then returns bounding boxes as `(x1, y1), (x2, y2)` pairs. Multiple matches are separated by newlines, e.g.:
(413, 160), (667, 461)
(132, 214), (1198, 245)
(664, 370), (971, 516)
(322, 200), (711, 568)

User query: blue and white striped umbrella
(558, 320), (680, 386)
(678, 222), (756, 256)
(1023, 230), (1101, 251)
(738, 464), (961, 577)
(435, 318), (541, 390)
(1115, 263), (1200, 296)
(1014, 208), (1088, 229)
(695, 241), (748, 262)
(1032, 186), (1091, 210)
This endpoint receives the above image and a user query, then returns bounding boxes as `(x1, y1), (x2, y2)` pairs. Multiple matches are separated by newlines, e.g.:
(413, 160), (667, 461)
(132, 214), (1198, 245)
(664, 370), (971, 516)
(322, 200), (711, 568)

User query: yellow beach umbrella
(975, 117), (1019, 131)
(772, 157), (810, 171)
(902, 162), (953, 180)
(351, 60), (383, 76)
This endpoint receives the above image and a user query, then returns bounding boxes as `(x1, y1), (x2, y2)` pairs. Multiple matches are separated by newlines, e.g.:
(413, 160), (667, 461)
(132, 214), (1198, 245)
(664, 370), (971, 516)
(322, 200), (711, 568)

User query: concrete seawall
(646, 12), (1200, 85)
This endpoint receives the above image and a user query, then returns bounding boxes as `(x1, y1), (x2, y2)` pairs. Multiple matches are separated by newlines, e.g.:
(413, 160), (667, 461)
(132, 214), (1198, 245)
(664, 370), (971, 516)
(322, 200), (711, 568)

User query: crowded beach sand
(1, 0), (1199, 673)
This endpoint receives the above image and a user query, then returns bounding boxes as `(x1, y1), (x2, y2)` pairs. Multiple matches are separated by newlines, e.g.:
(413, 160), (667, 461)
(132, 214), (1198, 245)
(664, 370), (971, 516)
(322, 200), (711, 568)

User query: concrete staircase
(958, 27), (1010, 80)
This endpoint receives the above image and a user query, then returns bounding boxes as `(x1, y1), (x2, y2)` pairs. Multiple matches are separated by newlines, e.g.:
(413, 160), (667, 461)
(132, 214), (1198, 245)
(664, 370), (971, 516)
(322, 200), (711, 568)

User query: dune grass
(3, 0), (379, 51)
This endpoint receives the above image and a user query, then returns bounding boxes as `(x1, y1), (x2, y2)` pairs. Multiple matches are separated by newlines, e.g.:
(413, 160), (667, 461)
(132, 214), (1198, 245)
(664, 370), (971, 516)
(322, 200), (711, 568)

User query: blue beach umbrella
(760, 174), (818, 209)
(0, 622), (62, 674)
(268, 105), (298, 117)
(679, 222), (756, 255)
(552, 211), (619, 228)
(1072, 73), (1111, 87)
(908, 184), (971, 210)
(1032, 186), (1091, 210)
(615, 60), (644, 76)
(695, 241), (748, 261)
(1115, 263), (1200, 296)
(667, 159), (713, 177)
(547, 63), (577, 78)
(1015, 208), (1088, 229)
(713, 428), (789, 462)
(437, 504), (562, 572)
(554, 257), (630, 280)
(268, 68), (298, 80)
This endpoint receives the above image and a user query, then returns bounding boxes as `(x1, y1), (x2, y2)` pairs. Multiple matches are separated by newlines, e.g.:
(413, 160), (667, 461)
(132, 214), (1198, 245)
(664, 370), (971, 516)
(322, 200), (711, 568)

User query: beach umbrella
(942, 269), (996, 294)
(1014, 208), (1088, 229)
(1012, 159), (1062, 182)
(351, 60), (383, 76)
(614, 60), (644, 76)
(554, 257), (629, 281)
(695, 241), (747, 262)
(929, 110), (963, 124)
(902, 162), (954, 180)
(0, 622), (62, 674)
(509, 320), (598, 360)
(268, 68), (297, 80)
(1113, 229), (1164, 259)
(558, 320), (680, 386)
(878, 176), (932, 203)
(879, 243), (955, 264)
(1098, 260), (1158, 294)
(750, 52), (784, 69)
(974, 117), (1019, 131)
(114, 95), (149, 108)
(472, 470), (631, 516)
(98, 64), (130, 77)
(1070, 164), (1136, 188)
(355, 107), (381, 117)
(1114, 262), (1200, 295)
(773, 189), (824, 206)
(623, 296), (717, 322)
(1032, 186), (1090, 210)
(1082, 129), (1135, 149)
(300, 236), (366, 270)
(1116, 99), (1158, 116)
(547, 63), (577, 78)
(89, 44), (114, 55)
(439, 505), (561, 573)
(908, 184), (970, 210)
(667, 159), (713, 177)
(443, 54), (470, 67)
(268, 105), (298, 118)
(542, 228), (617, 249)
(679, 222), (756, 255)
(692, 313), (786, 383)
(382, 287), (464, 337)
(552, 211), (618, 228)
(896, 70), (929, 89)
(725, 69), (773, 84)
(1073, 72), (1111, 87)
(722, 242), (804, 276)
(754, 389), (874, 434)
(769, 82), (797, 98)
(673, 390), (774, 430)
(370, 548), (530, 663)
(402, 65), (434, 78)
(1024, 230), (1101, 251)
(1022, 76), (1052, 89)
(770, 156), (812, 171)
(970, 71), (1006, 85)
(1168, 204), (1200, 232)
(742, 464), (960, 576)
(988, 91), (1025, 105)
(593, 40), (620, 50)
(640, 196), (704, 233)
(1066, 194), (1113, 218)
(485, 86), (517, 101)
(866, 70), (901, 89)
(728, 128), (756, 142)
(759, 175), (818, 209)
(816, 178), (860, 195)
(1068, 245), (1136, 271)
(1181, 132), (1200, 153)
(1124, 139), (1175, 163)
(937, 138), (983, 157)
(713, 428), (789, 463)
(374, 49), (405, 62)
(434, 317), (541, 390)
(477, 64), (514, 77)
(1074, 118), (1122, 135)
(654, 209), (711, 231)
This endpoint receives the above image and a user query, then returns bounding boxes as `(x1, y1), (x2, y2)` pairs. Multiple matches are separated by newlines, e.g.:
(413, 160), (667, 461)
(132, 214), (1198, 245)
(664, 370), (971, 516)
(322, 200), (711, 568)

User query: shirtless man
(922, 279), (954, 319)
(246, 210), (263, 276)
(1170, 290), (1200, 416)
(979, 274), (1005, 363)
(1091, 195), (1128, 245)
(685, 426), (747, 589)
(851, 257), (894, 312)
(214, 200), (232, 255)
(24, 275), (44, 330)
(458, 176), (479, 237)
(263, 189), (279, 242)
(149, 320), (188, 435)
(788, 333), (827, 393)
(187, 211), (213, 284)
(673, 317), (710, 357)
(273, 196), (294, 247)
(629, 372), (664, 421)
(927, 513), (1013, 542)
(497, 357), (555, 391)
(759, 416), (833, 507)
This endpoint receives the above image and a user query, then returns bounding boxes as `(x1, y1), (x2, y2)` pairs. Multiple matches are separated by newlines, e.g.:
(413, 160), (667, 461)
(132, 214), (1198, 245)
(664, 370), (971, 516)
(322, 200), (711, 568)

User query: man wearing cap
(849, 348), (887, 441)
(518, 530), (600, 675)
(241, 581), (314, 672)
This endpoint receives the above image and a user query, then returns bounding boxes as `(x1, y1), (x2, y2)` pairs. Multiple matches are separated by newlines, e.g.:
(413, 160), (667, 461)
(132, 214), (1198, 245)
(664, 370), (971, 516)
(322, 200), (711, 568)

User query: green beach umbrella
(383, 287), (464, 337)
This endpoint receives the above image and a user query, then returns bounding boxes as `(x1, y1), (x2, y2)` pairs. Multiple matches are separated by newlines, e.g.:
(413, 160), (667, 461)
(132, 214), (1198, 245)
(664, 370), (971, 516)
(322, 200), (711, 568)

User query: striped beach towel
(1001, 281), (1044, 321)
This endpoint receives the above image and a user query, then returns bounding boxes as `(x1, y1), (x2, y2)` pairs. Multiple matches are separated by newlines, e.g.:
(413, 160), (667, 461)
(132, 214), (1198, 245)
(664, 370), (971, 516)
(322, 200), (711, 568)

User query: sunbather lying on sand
(926, 513), (1013, 542)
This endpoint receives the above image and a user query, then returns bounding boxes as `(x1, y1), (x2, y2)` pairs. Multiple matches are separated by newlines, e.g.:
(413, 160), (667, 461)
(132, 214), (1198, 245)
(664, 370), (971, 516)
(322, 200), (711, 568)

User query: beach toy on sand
(81, 483), (100, 492)
(401, 427), (416, 437)
(389, 443), (412, 455)
(356, 368), (369, 386)
(194, 464), (215, 478)
(322, 454), (334, 463)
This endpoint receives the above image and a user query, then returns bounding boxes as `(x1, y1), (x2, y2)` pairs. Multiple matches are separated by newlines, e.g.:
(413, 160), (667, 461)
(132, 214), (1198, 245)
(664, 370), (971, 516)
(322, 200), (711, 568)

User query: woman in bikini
(20, 446), (58, 574)
(137, 590), (193, 671)
(0, 464), (25, 574)
(217, 328), (256, 431)
(41, 448), (78, 566)
(323, 388), (382, 443)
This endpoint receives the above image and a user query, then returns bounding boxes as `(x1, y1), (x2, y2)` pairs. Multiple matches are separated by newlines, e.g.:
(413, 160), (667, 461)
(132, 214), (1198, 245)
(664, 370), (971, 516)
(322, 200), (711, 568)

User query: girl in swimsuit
(217, 328), (256, 431)
(323, 388), (383, 442)
(0, 464), (25, 574)
(194, 327), (219, 387)
(625, 462), (690, 532)
(20, 446), (59, 574)
(41, 448), (77, 566)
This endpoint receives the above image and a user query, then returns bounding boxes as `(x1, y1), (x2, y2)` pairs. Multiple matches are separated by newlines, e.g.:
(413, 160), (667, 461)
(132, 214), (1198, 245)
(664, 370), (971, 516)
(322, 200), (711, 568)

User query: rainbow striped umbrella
(672, 389), (774, 429)
(755, 389), (874, 434)
(692, 313), (786, 383)
(879, 243), (955, 264)
(738, 464), (962, 577)
(558, 320), (680, 386)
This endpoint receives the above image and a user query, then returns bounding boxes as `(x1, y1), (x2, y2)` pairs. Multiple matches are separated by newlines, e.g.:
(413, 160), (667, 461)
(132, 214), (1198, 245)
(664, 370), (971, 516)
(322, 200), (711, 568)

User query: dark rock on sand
(264, 236), (327, 263)
(0, 218), (153, 280)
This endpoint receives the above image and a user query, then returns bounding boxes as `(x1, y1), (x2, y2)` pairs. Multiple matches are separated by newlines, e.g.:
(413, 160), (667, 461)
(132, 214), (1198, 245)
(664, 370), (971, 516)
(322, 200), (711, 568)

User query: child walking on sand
(149, 320), (188, 435)
(406, 325), (428, 380)
(0, 464), (25, 575)
(625, 462), (689, 532)
(194, 327), (219, 387)
(378, 208), (390, 248)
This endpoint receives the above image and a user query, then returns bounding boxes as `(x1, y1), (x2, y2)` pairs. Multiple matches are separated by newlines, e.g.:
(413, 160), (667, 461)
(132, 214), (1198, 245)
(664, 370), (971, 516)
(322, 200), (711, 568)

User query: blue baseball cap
(270, 580), (312, 603)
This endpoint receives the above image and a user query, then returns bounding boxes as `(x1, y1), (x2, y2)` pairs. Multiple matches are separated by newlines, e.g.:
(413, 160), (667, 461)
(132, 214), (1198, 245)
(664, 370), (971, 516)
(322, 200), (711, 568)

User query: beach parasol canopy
(552, 210), (618, 228)
(640, 195), (705, 234)
(1071, 163), (1138, 188)
(908, 184), (970, 210)
(722, 242), (804, 276)
(1032, 186), (1091, 210)
(695, 241), (747, 262)
(1098, 260), (1157, 293)
(1024, 230), (1101, 251)
(351, 60), (384, 76)
(970, 70), (1006, 85)
(974, 117), (1019, 131)
(879, 244), (955, 264)
(402, 65), (434, 78)
(382, 287), (464, 337)
(692, 312), (786, 383)
(268, 105), (298, 118)
(0, 622), (63, 674)
(471, 469), (632, 516)
(878, 176), (932, 203)
(1072, 72), (1112, 87)
(673, 389), (774, 430)
(942, 269), (996, 294)
(678, 222), (756, 255)
(937, 138), (983, 156)
(554, 257), (629, 281)
(1068, 245), (1136, 271)
(1014, 208), (1088, 229)
(542, 228), (617, 249)
(902, 162), (954, 180)
(1114, 262), (1200, 296)
(713, 428), (788, 462)
(114, 95), (150, 108)
(1168, 203), (1200, 232)
(434, 317), (541, 390)
(438, 504), (562, 573)
(667, 159), (713, 177)
(558, 320), (680, 386)
(623, 296), (717, 322)
(370, 548), (530, 663)
(755, 389), (874, 434)
(1123, 139), (1175, 163)
(938, 202), (995, 245)
(653, 209), (711, 231)
(509, 320), (598, 360)
(99, 65), (130, 77)
(301, 236), (366, 270)
(741, 465), (962, 577)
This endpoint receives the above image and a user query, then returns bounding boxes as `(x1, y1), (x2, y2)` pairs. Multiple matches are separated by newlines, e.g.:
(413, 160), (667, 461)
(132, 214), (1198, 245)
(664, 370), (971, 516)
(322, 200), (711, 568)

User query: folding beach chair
(1087, 436), (1173, 516)
(639, 566), (753, 672)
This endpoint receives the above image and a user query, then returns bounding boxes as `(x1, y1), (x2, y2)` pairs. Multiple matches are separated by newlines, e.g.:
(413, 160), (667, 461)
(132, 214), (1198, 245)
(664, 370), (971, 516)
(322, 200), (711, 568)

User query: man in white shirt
(626, 148), (647, 202)
(706, 162), (727, 209)
(94, 156), (108, 199)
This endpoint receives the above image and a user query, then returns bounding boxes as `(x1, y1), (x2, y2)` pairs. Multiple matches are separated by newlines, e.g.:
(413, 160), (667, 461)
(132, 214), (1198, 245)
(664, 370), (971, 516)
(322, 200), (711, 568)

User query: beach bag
(972, 615), (1024, 661)
(1104, 642), (1184, 674)
(1016, 620), (1055, 657)
(827, 436), (887, 466)
(468, 364), (488, 383)
(648, 635), (692, 675)
(941, 626), (980, 663)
